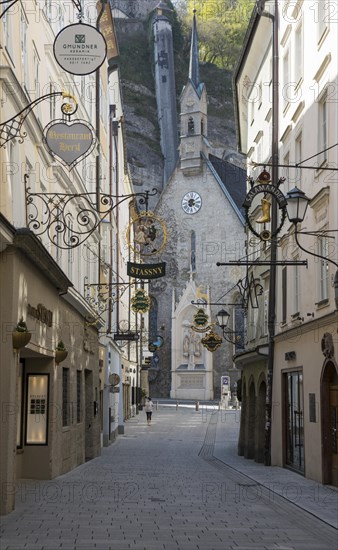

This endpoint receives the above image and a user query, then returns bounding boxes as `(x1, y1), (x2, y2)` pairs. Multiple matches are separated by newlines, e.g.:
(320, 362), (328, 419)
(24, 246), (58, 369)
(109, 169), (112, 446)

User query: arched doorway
(321, 359), (338, 486)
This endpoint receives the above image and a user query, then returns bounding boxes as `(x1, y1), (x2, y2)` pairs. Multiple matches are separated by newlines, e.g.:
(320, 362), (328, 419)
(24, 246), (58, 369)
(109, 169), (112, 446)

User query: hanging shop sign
(113, 332), (139, 341)
(243, 171), (287, 241)
(53, 23), (107, 76)
(201, 331), (222, 352)
(126, 211), (167, 257)
(193, 308), (209, 327)
(148, 336), (164, 353)
(44, 120), (95, 169)
(109, 373), (120, 386)
(131, 289), (151, 314)
(127, 261), (166, 280)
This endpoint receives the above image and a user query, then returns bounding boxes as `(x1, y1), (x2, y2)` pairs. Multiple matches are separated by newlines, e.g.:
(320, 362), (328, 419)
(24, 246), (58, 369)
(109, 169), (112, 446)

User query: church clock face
(181, 191), (202, 214)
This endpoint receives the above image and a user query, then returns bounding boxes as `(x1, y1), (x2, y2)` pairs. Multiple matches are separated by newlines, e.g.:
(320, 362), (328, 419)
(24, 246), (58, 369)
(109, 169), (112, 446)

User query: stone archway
(321, 359), (338, 486)
(255, 378), (266, 463)
(244, 378), (255, 459)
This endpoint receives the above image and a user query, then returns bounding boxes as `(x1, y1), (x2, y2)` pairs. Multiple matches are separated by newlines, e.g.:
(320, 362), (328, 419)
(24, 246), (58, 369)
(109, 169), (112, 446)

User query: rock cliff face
(115, 16), (244, 201)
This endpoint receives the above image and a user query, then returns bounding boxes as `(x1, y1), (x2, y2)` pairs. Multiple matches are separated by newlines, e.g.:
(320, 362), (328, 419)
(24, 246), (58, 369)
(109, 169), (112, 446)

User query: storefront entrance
(284, 371), (304, 473)
(322, 360), (338, 486)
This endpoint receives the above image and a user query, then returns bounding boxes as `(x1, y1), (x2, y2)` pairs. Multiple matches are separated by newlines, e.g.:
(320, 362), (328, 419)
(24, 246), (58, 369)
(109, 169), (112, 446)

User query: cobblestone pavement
(1, 406), (337, 550)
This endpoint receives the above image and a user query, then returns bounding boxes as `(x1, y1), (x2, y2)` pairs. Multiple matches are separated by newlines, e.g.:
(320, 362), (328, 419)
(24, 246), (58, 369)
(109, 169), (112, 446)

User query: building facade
(0, 0), (134, 514)
(234, 0), (338, 485)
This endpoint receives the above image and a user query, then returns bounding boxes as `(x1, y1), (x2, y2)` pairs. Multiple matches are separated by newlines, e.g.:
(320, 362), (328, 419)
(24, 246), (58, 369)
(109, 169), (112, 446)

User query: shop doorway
(84, 369), (93, 461)
(284, 371), (304, 473)
(321, 360), (338, 486)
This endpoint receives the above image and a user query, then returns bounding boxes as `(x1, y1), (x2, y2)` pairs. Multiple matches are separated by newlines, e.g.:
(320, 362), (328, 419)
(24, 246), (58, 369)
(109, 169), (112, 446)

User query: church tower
(149, 11), (246, 399)
(179, 12), (208, 175)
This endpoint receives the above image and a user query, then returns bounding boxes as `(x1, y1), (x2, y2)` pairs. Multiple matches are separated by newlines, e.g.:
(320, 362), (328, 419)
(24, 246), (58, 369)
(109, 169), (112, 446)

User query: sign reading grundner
(54, 23), (107, 76)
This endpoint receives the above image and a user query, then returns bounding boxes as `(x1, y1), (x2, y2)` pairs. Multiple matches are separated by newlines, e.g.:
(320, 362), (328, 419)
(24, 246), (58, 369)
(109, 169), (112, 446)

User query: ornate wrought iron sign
(126, 211), (167, 257)
(243, 171), (287, 241)
(201, 331), (222, 352)
(131, 289), (151, 314)
(25, 177), (158, 249)
(44, 120), (95, 169)
(53, 23), (107, 76)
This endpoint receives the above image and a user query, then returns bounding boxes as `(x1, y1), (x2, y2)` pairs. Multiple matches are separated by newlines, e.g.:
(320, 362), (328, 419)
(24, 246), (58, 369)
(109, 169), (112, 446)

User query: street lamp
(285, 187), (310, 224)
(216, 309), (241, 344)
(285, 189), (338, 309)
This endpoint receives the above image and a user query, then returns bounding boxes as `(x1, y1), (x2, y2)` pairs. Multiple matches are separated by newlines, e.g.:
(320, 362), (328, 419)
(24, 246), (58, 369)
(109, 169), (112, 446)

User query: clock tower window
(188, 117), (195, 134)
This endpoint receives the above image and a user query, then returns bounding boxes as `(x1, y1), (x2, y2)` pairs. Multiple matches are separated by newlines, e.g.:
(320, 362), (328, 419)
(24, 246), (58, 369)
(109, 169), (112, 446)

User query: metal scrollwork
(25, 176), (158, 249)
(0, 92), (77, 148)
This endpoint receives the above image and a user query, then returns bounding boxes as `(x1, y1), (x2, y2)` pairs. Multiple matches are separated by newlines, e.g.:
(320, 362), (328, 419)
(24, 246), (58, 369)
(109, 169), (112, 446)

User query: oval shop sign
(54, 23), (107, 76)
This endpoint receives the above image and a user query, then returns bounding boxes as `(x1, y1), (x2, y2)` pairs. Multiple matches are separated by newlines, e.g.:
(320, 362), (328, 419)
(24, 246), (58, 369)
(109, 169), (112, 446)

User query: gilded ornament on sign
(201, 331), (222, 352)
(131, 289), (151, 313)
(126, 211), (167, 257)
(193, 308), (209, 327)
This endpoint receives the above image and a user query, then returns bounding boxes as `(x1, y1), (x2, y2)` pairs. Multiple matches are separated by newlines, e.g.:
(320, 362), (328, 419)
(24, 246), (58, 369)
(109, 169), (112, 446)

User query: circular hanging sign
(53, 23), (107, 76)
(126, 211), (167, 257)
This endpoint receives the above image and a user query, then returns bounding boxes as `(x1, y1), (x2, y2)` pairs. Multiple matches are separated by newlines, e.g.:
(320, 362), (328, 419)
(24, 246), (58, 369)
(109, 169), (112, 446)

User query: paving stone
(1, 407), (337, 550)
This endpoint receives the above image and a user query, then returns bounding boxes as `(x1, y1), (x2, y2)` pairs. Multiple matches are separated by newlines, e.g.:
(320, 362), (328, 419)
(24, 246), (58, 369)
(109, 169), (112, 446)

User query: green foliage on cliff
(177, 0), (254, 70)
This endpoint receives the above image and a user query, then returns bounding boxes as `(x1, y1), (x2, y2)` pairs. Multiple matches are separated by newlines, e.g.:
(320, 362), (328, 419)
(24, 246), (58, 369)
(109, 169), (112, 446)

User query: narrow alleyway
(1, 405), (337, 550)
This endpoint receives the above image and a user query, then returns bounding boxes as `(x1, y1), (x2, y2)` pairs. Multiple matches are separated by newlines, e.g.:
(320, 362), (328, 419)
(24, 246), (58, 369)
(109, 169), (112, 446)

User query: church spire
(188, 10), (200, 89)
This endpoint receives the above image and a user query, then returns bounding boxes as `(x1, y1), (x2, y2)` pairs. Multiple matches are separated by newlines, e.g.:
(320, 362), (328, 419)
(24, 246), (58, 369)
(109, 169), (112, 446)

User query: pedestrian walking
(144, 397), (153, 425)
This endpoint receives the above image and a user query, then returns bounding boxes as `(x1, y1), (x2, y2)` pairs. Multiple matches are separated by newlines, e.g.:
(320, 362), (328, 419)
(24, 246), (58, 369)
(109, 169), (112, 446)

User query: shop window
(284, 371), (304, 473)
(76, 370), (81, 423)
(62, 368), (69, 427)
(25, 374), (49, 445)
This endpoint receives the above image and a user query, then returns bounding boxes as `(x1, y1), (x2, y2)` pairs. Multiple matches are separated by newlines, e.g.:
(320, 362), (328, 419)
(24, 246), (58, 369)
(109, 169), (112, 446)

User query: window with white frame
(318, 91), (327, 167)
(282, 267), (287, 324)
(318, 1), (329, 44)
(20, 7), (28, 86)
(67, 219), (74, 279)
(283, 49), (290, 110)
(294, 22), (303, 86)
(293, 260), (300, 314)
(33, 46), (40, 99)
(318, 235), (329, 302)
(263, 279), (269, 335)
(2, 5), (13, 58)
(295, 132), (302, 186)
(49, 81), (56, 120)
(283, 151), (290, 190)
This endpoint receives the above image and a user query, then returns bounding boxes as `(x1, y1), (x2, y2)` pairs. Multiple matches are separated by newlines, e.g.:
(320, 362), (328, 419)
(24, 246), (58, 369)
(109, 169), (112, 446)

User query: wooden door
(329, 385), (338, 487)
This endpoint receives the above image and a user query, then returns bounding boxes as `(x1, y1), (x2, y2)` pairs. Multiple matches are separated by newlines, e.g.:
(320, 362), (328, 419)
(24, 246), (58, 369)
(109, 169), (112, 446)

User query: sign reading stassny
(127, 262), (166, 280)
